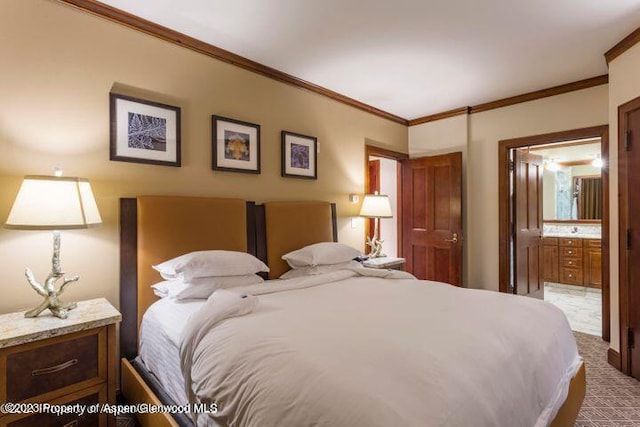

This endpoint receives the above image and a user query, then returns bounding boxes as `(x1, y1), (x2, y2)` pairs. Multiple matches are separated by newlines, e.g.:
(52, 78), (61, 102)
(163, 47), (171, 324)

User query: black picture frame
(109, 93), (181, 167)
(212, 115), (261, 174)
(281, 131), (318, 180)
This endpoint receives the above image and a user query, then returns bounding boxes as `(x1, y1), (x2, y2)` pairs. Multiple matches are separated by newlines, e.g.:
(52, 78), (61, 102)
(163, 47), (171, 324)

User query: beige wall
(408, 115), (468, 157)
(0, 0), (407, 314)
(608, 42), (640, 352)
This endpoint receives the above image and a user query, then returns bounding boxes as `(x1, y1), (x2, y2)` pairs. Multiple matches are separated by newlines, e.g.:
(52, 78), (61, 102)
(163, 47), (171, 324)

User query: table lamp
(4, 174), (102, 319)
(359, 193), (392, 258)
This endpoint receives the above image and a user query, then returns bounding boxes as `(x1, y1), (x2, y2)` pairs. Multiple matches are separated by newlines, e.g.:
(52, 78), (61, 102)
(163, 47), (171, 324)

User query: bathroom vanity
(542, 223), (602, 288)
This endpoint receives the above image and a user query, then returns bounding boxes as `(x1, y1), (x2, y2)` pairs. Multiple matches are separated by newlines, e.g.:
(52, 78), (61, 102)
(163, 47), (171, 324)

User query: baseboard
(608, 348), (621, 370)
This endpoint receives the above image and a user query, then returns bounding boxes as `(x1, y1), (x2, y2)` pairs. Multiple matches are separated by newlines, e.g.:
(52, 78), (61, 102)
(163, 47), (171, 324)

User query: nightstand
(0, 298), (121, 427)
(362, 257), (406, 271)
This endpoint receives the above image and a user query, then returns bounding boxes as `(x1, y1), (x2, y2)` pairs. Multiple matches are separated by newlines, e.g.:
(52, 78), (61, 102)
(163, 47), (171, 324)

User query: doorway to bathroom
(365, 145), (406, 257)
(498, 125), (610, 340)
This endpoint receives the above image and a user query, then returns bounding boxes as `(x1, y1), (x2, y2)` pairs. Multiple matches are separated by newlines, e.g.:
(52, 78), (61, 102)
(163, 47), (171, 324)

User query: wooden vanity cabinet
(583, 239), (602, 288)
(541, 236), (601, 288)
(559, 238), (583, 286)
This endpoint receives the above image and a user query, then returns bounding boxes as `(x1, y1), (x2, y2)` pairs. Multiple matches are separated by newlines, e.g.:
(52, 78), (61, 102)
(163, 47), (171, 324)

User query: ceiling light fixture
(546, 159), (560, 171)
(592, 156), (603, 168)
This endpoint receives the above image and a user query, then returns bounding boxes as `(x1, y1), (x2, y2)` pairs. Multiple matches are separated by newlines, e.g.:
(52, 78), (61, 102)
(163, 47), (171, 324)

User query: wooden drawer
(561, 267), (583, 285)
(562, 257), (581, 268)
(543, 237), (559, 246)
(559, 237), (582, 247)
(0, 384), (106, 427)
(561, 247), (583, 258)
(1, 328), (106, 403)
(584, 239), (602, 248)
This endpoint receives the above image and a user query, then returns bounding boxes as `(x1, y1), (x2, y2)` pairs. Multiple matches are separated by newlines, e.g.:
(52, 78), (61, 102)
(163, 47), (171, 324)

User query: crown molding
(58, 0), (408, 125)
(605, 26), (640, 65)
(470, 75), (609, 113)
(408, 107), (470, 126)
(408, 75), (608, 127)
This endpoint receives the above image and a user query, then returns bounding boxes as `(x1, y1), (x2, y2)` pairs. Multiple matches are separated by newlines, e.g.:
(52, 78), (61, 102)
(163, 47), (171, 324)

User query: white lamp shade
(5, 175), (102, 230)
(359, 194), (393, 218)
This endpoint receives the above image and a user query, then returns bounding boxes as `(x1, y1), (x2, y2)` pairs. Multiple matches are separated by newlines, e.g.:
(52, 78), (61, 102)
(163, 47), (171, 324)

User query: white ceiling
(99, 0), (640, 120)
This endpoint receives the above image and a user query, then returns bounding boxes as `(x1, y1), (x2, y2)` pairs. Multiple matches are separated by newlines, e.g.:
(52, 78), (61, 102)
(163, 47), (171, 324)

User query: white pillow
(153, 251), (269, 282)
(282, 242), (362, 268)
(152, 280), (188, 298)
(279, 261), (360, 279)
(152, 275), (264, 300)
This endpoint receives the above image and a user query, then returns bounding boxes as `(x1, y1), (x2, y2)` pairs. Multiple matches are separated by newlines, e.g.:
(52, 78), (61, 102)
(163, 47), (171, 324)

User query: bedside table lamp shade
(5, 176), (101, 230)
(4, 175), (102, 319)
(359, 194), (392, 258)
(359, 194), (392, 219)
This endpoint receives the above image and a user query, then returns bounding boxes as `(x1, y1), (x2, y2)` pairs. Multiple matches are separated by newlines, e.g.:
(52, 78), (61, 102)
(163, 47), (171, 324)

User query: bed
(119, 196), (585, 427)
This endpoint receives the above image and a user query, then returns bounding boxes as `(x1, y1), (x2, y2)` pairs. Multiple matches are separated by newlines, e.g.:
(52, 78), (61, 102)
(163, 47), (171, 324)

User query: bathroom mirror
(531, 139), (603, 223)
(543, 165), (602, 221)
(574, 176), (602, 220)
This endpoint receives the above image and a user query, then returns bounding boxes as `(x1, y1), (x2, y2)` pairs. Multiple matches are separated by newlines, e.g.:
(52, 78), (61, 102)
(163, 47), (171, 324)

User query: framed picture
(212, 115), (261, 174)
(109, 93), (181, 167)
(281, 131), (317, 179)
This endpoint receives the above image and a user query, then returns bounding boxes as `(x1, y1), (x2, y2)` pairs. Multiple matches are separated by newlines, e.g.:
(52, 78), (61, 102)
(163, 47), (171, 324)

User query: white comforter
(180, 267), (581, 427)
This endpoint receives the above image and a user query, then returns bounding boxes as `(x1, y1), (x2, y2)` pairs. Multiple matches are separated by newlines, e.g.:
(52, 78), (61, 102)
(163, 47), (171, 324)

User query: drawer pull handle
(31, 358), (78, 376)
(568, 240), (572, 244)
(63, 421), (78, 427)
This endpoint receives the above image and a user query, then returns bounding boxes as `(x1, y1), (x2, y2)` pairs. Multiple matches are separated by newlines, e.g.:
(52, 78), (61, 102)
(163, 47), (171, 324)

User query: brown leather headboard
(119, 196), (253, 359)
(261, 201), (337, 279)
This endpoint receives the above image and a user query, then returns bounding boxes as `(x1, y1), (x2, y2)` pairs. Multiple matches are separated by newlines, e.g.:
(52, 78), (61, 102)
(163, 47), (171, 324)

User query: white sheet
(180, 268), (581, 427)
(139, 297), (204, 405)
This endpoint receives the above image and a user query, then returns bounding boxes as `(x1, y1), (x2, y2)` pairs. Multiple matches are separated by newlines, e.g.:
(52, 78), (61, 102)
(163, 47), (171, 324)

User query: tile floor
(545, 282), (602, 336)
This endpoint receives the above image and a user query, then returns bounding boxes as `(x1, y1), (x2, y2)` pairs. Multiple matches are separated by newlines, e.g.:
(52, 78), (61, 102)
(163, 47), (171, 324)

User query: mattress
(139, 297), (205, 406)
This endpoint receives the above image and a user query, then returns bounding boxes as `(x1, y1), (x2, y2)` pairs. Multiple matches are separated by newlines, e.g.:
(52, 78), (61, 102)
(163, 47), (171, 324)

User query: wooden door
(401, 152), (462, 286)
(513, 149), (544, 299)
(620, 96), (640, 378)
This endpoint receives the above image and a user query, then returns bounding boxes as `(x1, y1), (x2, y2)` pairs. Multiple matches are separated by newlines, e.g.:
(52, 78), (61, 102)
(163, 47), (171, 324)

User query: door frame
(364, 145), (408, 256)
(618, 96), (640, 373)
(498, 125), (610, 341)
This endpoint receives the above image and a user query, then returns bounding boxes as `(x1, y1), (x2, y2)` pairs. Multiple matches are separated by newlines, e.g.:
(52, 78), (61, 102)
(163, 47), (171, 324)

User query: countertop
(543, 233), (601, 239)
(0, 298), (121, 348)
